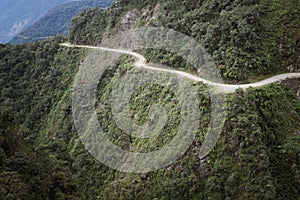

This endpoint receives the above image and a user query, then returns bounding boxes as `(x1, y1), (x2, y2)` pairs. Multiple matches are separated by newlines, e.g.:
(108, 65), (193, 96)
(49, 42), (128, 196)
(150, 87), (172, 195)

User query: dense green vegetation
(10, 0), (115, 45)
(0, 38), (81, 199)
(69, 0), (300, 82)
(0, 0), (299, 199)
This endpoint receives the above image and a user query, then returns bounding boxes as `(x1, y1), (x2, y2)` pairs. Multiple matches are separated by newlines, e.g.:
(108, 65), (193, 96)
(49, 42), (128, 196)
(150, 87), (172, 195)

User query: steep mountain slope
(0, 0), (299, 199)
(69, 0), (300, 81)
(0, 0), (74, 44)
(10, 0), (115, 44)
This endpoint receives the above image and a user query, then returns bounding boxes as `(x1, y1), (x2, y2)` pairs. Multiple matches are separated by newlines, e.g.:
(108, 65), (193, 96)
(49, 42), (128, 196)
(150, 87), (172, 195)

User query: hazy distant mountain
(0, 0), (74, 44)
(10, 0), (115, 44)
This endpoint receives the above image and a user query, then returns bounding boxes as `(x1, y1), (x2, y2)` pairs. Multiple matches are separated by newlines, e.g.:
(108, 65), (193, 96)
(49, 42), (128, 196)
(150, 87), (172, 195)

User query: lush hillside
(0, 0), (75, 44)
(10, 0), (115, 44)
(0, 0), (300, 199)
(69, 0), (300, 82)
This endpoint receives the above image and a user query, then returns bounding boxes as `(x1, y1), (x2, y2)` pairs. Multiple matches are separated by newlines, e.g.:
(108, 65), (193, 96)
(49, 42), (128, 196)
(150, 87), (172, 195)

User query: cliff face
(121, 10), (140, 31)
(0, 0), (299, 199)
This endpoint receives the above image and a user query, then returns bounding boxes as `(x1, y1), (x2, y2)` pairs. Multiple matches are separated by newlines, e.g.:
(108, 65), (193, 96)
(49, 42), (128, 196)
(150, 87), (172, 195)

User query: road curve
(60, 43), (300, 93)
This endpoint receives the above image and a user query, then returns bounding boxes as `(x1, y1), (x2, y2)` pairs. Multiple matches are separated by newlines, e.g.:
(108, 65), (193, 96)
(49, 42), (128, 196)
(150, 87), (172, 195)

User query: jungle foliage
(69, 0), (300, 81)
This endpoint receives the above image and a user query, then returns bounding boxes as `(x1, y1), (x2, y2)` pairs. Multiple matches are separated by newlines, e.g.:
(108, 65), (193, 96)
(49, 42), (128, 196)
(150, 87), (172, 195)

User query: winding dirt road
(60, 43), (300, 93)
